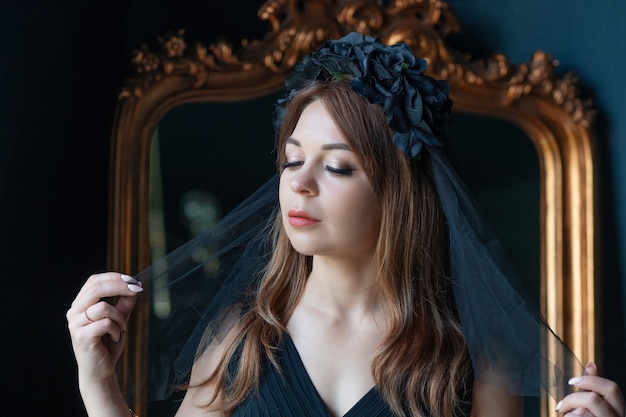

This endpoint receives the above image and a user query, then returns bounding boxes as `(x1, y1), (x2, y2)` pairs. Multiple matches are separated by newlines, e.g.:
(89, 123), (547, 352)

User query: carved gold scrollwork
(110, 2), (597, 416)
(118, 0), (592, 127)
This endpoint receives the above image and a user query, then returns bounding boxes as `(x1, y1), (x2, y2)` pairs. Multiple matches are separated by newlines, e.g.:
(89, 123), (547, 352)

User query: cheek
(364, 190), (382, 233)
(363, 202), (382, 239)
(343, 188), (381, 235)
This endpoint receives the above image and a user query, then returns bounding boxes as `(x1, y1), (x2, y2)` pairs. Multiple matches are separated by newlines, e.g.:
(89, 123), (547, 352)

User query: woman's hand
(556, 362), (625, 417)
(66, 272), (143, 387)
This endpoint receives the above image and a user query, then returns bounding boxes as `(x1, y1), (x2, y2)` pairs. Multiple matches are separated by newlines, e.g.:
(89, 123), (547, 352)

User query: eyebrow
(286, 137), (352, 151)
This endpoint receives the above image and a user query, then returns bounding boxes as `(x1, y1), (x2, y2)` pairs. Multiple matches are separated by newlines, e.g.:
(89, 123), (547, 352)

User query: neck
(303, 255), (381, 322)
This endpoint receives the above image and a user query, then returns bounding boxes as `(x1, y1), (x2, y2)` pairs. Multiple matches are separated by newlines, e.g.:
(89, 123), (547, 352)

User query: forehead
(288, 100), (347, 145)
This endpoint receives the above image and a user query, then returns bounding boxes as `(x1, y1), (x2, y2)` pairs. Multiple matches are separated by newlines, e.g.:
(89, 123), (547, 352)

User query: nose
(289, 163), (319, 196)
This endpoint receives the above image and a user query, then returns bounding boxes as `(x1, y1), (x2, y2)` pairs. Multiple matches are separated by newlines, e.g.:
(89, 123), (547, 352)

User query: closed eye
(281, 161), (304, 170)
(326, 165), (354, 176)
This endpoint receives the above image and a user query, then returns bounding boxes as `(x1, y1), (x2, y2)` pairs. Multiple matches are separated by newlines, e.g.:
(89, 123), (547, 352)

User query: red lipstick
(287, 209), (320, 227)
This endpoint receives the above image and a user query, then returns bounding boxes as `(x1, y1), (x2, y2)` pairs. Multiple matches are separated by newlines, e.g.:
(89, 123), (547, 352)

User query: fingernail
(128, 283), (144, 293)
(555, 400), (563, 411)
(121, 274), (139, 285)
(568, 376), (584, 385)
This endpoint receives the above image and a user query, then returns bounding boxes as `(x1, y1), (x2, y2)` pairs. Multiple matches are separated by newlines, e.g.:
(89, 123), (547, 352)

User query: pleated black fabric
(231, 333), (436, 417)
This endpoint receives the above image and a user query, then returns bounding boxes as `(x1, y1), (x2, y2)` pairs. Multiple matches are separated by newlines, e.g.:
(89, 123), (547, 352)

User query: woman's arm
(66, 272), (143, 417)
(174, 327), (238, 417)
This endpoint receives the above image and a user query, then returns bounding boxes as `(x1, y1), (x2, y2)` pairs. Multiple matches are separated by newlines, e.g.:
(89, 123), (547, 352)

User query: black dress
(230, 333), (472, 417)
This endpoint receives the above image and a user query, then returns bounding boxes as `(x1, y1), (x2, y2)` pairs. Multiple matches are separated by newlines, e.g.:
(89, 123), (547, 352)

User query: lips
(287, 209), (320, 227)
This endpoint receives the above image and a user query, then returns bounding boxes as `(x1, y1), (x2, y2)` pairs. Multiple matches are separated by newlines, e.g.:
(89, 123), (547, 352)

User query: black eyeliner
(281, 161), (303, 169)
(326, 166), (354, 176)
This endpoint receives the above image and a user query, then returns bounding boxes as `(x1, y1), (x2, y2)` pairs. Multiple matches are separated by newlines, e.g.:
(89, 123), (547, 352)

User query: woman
(67, 33), (624, 417)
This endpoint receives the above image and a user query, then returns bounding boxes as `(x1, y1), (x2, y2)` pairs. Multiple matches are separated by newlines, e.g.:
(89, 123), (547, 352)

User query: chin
(287, 237), (330, 257)
(289, 243), (318, 257)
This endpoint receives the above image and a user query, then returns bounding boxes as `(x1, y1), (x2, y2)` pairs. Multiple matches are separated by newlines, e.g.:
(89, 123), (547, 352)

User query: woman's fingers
(67, 272), (144, 383)
(563, 409), (596, 417)
(559, 390), (620, 416)
(82, 300), (130, 339)
(68, 273), (142, 319)
(557, 362), (625, 417)
(570, 376), (625, 417)
(67, 272), (143, 350)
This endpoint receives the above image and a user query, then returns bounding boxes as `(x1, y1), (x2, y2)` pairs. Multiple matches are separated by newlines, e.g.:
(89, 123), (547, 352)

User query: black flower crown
(276, 32), (452, 159)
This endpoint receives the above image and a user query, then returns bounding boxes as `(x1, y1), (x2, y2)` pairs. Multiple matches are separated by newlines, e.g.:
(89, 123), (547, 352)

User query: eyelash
(281, 161), (354, 176)
(281, 161), (303, 170)
(326, 166), (354, 176)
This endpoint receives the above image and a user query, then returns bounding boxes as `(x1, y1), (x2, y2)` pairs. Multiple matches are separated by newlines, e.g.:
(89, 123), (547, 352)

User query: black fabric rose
(278, 32), (451, 159)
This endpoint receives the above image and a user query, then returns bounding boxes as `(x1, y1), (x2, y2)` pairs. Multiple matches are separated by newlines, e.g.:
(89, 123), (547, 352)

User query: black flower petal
(277, 32), (451, 159)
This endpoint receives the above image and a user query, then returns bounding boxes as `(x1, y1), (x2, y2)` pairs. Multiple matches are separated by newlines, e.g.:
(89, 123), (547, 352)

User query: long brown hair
(198, 81), (472, 417)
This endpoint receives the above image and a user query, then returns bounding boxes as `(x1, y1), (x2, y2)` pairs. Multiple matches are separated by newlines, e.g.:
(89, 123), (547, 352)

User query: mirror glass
(146, 94), (283, 415)
(111, 7), (596, 415)
(448, 112), (541, 303)
(147, 105), (541, 417)
(149, 92), (284, 259)
(447, 113), (543, 416)
(150, 107), (541, 306)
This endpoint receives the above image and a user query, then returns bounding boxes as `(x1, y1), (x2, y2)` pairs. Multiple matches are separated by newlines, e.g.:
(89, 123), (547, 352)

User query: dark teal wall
(446, 0), (626, 385)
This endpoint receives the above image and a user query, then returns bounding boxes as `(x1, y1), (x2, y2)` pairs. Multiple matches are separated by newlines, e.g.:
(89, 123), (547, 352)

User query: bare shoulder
(174, 347), (225, 417)
(174, 316), (241, 417)
(470, 379), (524, 417)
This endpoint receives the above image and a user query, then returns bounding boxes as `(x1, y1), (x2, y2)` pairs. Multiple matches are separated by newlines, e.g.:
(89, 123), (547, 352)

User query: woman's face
(279, 100), (381, 261)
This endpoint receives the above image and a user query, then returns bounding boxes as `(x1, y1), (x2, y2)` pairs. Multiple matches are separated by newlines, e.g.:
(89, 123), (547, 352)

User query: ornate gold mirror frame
(108, 1), (596, 416)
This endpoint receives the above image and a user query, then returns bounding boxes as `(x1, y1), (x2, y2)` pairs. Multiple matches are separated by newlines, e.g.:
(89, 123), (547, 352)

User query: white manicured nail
(128, 284), (144, 293)
(121, 274), (139, 284)
(568, 376), (584, 385)
(555, 400), (563, 411)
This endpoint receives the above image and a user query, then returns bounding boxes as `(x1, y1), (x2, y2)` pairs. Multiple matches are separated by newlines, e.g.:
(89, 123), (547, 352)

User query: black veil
(132, 32), (582, 407)
(135, 148), (581, 404)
